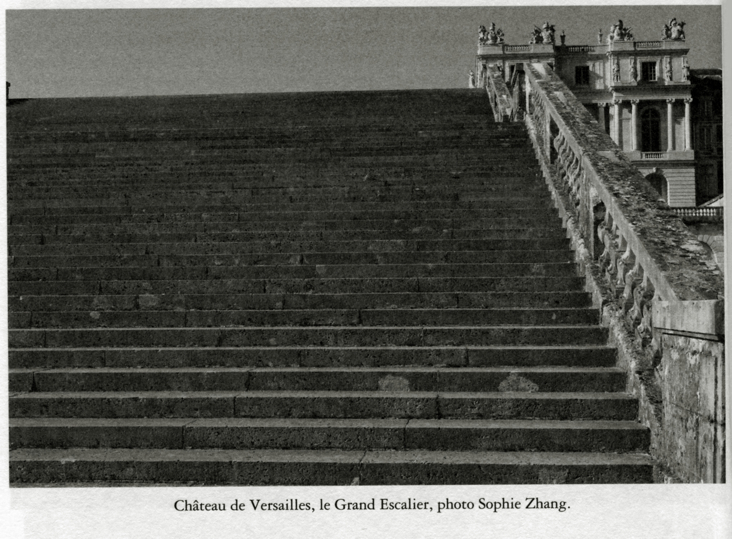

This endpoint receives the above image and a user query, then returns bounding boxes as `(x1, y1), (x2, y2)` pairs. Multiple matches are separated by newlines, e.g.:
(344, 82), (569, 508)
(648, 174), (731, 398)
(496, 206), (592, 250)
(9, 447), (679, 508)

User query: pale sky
(3, 3), (724, 98)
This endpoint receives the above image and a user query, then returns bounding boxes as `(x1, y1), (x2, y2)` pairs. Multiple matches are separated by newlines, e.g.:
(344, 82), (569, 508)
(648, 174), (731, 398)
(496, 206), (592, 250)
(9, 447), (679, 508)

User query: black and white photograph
(2, 1), (729, 537)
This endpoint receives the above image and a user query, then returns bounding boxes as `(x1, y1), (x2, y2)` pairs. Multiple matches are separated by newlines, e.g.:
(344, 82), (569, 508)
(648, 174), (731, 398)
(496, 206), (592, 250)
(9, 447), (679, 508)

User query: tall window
(641, 62), (657, 82)
(640, 108), (661, 151)
(575, 66), (590, 86)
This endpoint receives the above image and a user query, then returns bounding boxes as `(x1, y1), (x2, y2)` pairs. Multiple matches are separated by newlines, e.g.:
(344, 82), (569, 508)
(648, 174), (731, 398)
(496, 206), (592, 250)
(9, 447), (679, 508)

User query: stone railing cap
(524, 62), (723, 303)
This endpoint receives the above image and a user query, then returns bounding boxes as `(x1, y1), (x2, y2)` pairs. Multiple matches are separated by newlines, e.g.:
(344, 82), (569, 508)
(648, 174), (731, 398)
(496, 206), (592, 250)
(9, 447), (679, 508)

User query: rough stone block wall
(656, 334), (725, 482)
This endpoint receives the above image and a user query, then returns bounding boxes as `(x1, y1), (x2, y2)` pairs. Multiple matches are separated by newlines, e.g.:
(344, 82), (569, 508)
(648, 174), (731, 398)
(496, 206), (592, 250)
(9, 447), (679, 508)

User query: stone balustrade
(484, 65), (515, 122)
(490, 62), (725, 482)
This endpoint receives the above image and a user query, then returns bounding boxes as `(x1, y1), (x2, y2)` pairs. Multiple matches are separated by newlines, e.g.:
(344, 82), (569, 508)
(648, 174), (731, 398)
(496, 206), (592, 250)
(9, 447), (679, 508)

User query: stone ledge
(653, 299), (724, 338)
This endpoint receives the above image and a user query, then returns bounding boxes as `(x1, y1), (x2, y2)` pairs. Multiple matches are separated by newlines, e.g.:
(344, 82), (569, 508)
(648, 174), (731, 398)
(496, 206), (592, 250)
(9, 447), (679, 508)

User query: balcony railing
(635, 40), (663, 48)
(673, 207), (724, 218)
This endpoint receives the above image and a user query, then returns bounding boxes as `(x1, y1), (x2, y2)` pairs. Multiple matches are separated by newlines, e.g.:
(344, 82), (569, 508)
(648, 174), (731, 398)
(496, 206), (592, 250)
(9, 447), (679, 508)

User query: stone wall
(495, 62), (726, 483)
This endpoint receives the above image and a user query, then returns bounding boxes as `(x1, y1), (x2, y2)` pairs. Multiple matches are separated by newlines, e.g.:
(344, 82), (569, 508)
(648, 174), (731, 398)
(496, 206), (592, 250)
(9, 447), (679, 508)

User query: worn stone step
(10, 290), (593, 312)
(9, 391), (636, 420)
(9, 366), (624, 393)
(10, 180), (546, 197)
(9, 181), (547, 200)
(10, 262), (579, 282)
(9, 418), (649, 452)
(9, 238), (572, 257)
(8, 227), (568, 246)
(8, 249), (577, 268)
(8, 448), (654, 484)
(9, 196), (552, 214)
(9, 216), (565, 235)
(8, 345), (618, 369)
(10, 308), (598, 329)
(10, 275), (586, 297)
(9, 325), (609, 348)
(9, 207), (560, 224)
(10, 196), (553, 212)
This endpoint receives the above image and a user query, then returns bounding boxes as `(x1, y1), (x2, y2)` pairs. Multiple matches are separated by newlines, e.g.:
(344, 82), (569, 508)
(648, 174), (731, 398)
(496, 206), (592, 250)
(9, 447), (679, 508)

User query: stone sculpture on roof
(608, 20), (634, 43)
(530, 22), (556, 44)
(479, 22), (504, 45)
(663, 18), (686, 41)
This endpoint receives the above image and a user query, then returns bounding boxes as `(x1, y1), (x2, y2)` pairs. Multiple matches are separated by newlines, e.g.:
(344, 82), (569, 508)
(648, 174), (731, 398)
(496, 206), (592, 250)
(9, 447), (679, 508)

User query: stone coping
(524, 62), (723, 305)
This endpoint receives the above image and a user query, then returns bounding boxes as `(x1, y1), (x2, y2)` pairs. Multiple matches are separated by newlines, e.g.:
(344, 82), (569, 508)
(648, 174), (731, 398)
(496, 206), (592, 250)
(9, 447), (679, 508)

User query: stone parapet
(488, 61), (725, 482)
(484, 65), (515, 122)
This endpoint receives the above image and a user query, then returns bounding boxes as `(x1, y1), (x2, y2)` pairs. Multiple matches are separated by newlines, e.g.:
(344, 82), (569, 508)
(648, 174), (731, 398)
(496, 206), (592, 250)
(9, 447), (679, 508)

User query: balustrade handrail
(672, 207), (724, 217)
(484, 64), (515, 122)
(519, 62), (722, 307)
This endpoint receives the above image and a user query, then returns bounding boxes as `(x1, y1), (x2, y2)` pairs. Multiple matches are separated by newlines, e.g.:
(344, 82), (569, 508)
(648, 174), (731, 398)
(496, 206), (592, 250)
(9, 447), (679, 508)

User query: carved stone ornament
(663, 18), (686, 40)
(608, 20), (634, 43)
(664, 57), (672, 82)
(479, 22), (504, 45)
(681, 58), (690, 81)
(612, 57), (620, 82)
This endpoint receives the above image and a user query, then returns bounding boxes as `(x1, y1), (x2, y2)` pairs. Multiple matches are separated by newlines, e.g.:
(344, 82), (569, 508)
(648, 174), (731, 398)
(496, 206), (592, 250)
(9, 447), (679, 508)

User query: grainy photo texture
(5, 4), (725, 487)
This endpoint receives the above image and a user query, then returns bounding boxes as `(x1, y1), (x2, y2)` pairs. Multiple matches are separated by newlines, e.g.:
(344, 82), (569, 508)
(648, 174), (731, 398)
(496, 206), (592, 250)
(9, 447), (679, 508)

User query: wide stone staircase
(7, 89), (653, 484)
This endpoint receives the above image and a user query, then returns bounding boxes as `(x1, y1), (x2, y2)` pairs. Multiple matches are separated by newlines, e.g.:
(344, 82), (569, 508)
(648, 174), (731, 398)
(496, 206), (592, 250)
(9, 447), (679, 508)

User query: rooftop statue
(530, 26), (542, 44)
(530, 22), (556, 44)
(663, 18), (686, 40)
(541, 22), (556, 44)
(608, 20), (634, 43)
(479, 22), (504, 45)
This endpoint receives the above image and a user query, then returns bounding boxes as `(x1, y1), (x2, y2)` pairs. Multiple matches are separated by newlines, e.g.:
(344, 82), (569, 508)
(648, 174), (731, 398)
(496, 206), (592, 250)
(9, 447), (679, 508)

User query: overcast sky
(3, 2), (724, 98)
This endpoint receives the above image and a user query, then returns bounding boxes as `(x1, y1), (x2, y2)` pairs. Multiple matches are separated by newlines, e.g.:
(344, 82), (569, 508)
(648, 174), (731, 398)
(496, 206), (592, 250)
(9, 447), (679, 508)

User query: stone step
(10, 275), (586, 297)
(10, 308), (599, 329)
(8, 170), (544, 187)
(9, 238), (572, 256)
(9, 180), (545, 197)
(9, 207), (560, 223)
(8, 227), (568, 246)
(8, 448), (654, 485)
(9, 366), (625, 393)
(9, 249), (577, 267)
(9, 418), (649, 452)
(10, 290), (593, 312)
(8, 345), (618, 369)
(10, 262), (577, 281)
(9, 325), (608, 348)
(9, 217), (563, 235)
(10, 197), (554, 213)
(9, 391), (636, 420)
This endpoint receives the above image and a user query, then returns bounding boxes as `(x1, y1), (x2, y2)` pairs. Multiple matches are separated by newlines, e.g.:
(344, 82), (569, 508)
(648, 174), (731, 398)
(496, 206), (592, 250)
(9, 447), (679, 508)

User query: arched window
(645, 172), (668, 203)
(641, 108), (661, 152)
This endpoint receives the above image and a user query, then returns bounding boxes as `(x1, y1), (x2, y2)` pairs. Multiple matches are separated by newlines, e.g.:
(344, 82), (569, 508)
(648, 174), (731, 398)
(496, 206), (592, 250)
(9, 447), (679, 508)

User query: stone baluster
(596, 214), (613, 277)
(629, 273), (655, 335)
(604, 222), (621, 287)
(615, 238), (633, 297)
(621, 260), (642, 313)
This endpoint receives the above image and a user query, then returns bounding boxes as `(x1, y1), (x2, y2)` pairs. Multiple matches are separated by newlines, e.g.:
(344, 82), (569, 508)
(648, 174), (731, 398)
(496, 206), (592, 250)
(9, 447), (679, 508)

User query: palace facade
(473, 20), (723, 207)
